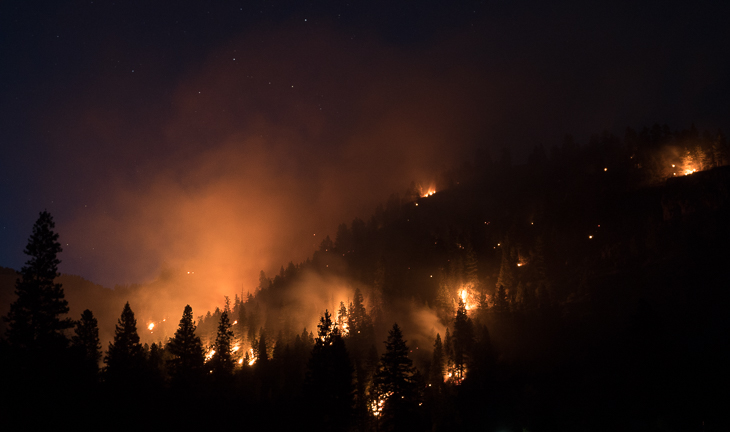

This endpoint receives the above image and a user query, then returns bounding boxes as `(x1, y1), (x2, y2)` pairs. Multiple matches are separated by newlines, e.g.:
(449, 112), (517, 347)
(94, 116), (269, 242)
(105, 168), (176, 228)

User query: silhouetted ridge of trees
(2, 123), (730, 430)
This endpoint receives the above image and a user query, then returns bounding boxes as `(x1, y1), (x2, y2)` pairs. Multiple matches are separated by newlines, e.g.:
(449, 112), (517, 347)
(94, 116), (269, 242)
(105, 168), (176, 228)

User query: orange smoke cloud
(43, 23), (491, 323)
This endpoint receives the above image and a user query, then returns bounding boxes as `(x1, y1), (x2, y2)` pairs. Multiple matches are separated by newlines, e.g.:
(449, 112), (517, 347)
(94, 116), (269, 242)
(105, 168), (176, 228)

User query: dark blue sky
(1, 0), (729, 287)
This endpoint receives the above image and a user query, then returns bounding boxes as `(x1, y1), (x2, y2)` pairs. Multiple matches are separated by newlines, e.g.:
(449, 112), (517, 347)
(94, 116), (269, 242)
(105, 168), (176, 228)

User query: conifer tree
(105, 302), (145, 383)
(272, 331), (287, 362)
(71, 309), (101, 377)
(429, 333), (445, 387)
(496, 239), (517, 293)
(210, 310), (235, 376)
(347, 287), (374, 357)
(443, 328), (454, 379)
(4, 211), (72, 352)
(146, 342), (166, 385)
(337, 301), (349, 335)
(304, 310), (354, 431)
(256, 327), (269, 365)
(166, 305), (205, 385)
(452, 298), (474, 383)
(373, 323), (420, 432)
(494, 284), (509, 313)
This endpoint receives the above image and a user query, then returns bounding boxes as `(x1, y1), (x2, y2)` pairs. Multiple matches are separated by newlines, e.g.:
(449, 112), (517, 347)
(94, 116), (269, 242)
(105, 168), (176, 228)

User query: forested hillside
(2, 124), (729, 431)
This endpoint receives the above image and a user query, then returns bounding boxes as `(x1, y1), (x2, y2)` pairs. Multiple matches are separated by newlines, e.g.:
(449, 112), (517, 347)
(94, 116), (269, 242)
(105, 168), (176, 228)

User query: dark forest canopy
(1, 123), (730, 430)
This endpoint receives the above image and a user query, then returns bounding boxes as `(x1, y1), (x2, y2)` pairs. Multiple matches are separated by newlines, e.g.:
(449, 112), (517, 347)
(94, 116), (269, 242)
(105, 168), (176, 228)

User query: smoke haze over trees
(2, 124), (730, 429)
(1, 0), (730, 428)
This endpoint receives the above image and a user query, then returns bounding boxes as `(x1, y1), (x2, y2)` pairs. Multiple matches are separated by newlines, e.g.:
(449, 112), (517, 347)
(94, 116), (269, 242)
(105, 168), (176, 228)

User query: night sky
(2, 0), (729, 291)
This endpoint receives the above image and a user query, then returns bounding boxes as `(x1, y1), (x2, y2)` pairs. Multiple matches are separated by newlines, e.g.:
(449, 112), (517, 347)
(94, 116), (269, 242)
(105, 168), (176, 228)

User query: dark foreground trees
(210, 309), (235, 378)
(104, 302), (145, 384)
(4, 211), (73, 354)
(304, 310), (354, 431)
(373, 323), (422, 432)
(1, 211), (77, 427)
(71, 309), (102, 381)
(166, 304), (205, 386)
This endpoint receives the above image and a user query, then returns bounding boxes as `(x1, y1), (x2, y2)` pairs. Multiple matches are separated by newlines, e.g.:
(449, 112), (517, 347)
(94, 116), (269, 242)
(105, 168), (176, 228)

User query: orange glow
(48, 29), (511, 353)
(458, 287), (477, 311)
(205, 349), (215, 362)
(147, 323), (154, 331)
(370, 391), (393, 416)
(420, 184), (437, 198)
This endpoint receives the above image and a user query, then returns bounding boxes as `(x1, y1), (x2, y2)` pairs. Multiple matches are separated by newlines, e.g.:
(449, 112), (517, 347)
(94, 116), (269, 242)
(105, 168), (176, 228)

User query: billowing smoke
(41, 24), (489, 332)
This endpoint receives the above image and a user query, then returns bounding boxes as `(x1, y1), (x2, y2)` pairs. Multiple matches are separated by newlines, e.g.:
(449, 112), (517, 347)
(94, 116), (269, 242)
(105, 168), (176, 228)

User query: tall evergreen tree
(104, 302), (145, 384)
(494, 284), (509, 313)
(452, 298), (474, 383)
(4, 211), (72, 352)
(443, 328), (454, 380)
(337, 301), (349, 335)
(304, 310), (354, 431)
(496, 239), (517, 294)
(429, 333), (445, 387)
(373, 323), (421, 432)
(166, 305), (205, 386)
(256, 327), (269, 365)
(210, 310), (235, 376)
(347, 287), (374, 357)
(71, 309), (101, 378)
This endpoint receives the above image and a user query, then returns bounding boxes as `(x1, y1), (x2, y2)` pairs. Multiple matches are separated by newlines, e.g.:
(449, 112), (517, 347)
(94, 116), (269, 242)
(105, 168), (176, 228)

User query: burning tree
(336, 301), (349, 335)
(451, 298), (474, 383)
(372, 323), (421, 431)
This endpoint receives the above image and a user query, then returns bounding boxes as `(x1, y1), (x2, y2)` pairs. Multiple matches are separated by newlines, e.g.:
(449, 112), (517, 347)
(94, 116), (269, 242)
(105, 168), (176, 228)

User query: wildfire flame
(147, 323), (154, 331)
(205, 349), (215, 362)
(460, 289), (472, 310)
(370, 391), (393, 416)
(458, 287), (477, 311)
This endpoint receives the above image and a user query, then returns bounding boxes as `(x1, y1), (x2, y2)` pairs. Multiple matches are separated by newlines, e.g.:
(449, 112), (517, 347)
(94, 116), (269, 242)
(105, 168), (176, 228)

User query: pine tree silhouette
(429, 333), (445, 388)
(5, 211), (72, 353)
(166, 305), (205, 386)
(104, 302), (145, 384)
(71, 309), (101, 380)
(373, 323), (421, 432)
(210, 310), (235, 377)
(304, 310), (354, 431)
(452, 298), (474, 383)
